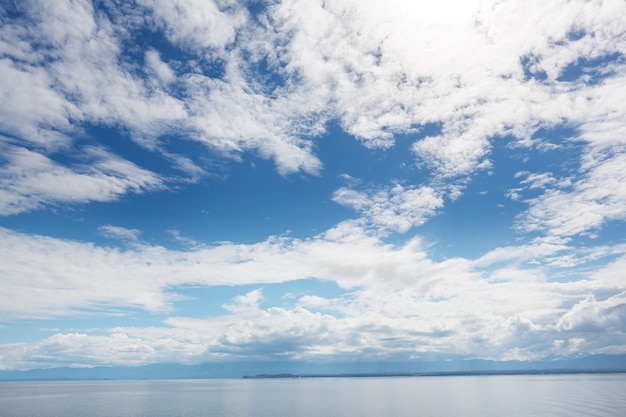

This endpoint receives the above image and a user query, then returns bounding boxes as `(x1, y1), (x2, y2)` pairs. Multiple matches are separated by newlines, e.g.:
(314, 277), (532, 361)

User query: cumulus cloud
(1, 223), (625, 368)
(557, 292), (626, 333)
(0, 332), (194, 370)
(333, 184), (444, 233)
(138, 0), (247, 52)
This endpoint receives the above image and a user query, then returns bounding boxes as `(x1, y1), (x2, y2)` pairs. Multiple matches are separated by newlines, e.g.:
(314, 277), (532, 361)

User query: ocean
(1, 373), (625, 417)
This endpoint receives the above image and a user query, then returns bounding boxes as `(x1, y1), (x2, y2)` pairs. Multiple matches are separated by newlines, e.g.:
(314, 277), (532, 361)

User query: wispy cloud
(0, 145), (163, 215)
(99, 225), (142, 242)
(516, 152), (626, 237)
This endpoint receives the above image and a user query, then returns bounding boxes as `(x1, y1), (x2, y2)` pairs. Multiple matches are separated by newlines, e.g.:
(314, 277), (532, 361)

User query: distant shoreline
(1, 369), (625, 382)
(243, 369), (626, 379)
(3, 354), (626, 382)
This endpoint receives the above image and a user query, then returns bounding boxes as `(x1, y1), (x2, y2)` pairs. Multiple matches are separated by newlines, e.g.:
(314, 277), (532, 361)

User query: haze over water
(1, 374), (625, 417)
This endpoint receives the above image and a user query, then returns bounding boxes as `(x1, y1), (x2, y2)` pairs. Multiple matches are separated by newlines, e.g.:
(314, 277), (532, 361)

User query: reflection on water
(1, 374), (625, 417)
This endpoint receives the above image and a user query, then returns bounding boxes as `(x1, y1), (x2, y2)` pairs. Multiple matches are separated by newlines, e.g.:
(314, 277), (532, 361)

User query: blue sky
(1, 0), (626, 371)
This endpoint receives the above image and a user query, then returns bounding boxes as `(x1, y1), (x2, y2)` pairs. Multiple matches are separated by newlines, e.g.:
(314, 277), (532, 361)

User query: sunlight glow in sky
(1, 0), (626, 371)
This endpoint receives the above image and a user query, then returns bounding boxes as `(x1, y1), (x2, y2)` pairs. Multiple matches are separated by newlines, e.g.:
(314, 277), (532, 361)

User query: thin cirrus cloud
(0, 0), (626, 371)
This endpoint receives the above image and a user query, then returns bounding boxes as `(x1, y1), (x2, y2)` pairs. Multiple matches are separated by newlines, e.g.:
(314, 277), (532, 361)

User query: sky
(1, 0), (626, 372)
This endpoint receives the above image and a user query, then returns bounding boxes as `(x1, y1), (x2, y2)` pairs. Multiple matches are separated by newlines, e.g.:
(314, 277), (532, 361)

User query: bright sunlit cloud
(415, 0), (482, 23)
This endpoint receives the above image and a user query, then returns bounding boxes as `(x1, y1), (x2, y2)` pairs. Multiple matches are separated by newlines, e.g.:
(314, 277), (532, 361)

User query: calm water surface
(1, 374), (625, 417)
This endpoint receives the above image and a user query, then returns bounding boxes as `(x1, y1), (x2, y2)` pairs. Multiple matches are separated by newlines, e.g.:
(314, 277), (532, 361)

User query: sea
(1, 373), (625, 417)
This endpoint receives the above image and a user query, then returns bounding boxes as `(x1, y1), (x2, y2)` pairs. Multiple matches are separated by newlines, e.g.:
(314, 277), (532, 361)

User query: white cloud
(0, 0), (185, 214)
(2, 0), (626, 212)
(99, 225), (142, 242)
(557, 292), (626, 333)
(332, 184), (444, 233)
(1, 222), (626, 368)
(0, 145), (163, 215)
(0, 0), (329, 181)
(517, 172), (558, 190)
(0, 58), (80, 150)
(267, 0), (625, 177)
(475, 236), (572, 268)
(144, 50), (176, 84)
(516, 151), (626, 237)
(181, 72), (324, 175)
(223, 289), (264, 313)
(138, 0), (248, 52)
(0, 332), (196, 370)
